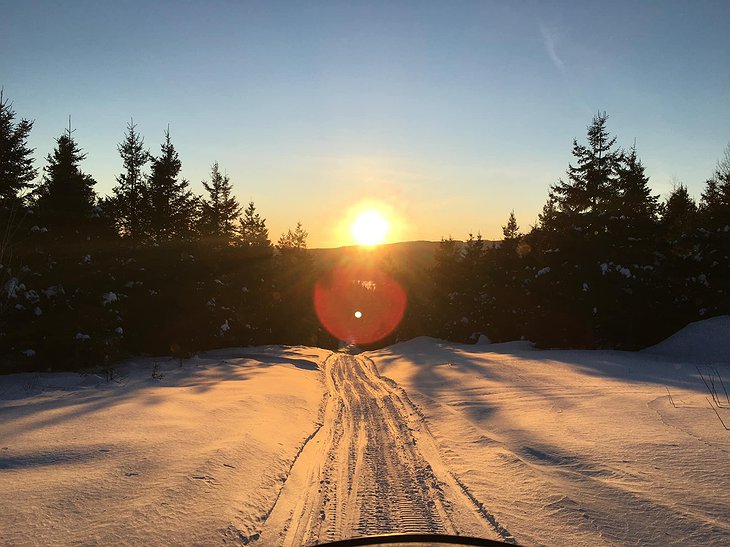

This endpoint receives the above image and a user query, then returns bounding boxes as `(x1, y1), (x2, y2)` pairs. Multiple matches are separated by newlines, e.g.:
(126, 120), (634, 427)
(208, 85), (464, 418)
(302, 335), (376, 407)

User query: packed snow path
(260, 352), (509, 546)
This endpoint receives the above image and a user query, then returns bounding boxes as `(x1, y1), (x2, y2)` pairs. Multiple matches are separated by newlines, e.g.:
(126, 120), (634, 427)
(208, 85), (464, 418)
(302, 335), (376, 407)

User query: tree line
(2, 89), (729, 372)
(412, 113), (730, 349)
(1, 90), (319, 372)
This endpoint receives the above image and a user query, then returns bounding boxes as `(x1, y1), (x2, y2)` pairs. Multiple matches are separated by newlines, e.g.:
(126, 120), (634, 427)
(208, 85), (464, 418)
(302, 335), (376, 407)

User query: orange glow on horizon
(337, 200), (404, 248)
(351, 209), (389, 246)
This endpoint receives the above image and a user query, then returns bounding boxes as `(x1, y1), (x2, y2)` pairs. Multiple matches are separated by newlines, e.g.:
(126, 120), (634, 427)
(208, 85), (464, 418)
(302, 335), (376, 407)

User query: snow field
(0, 347), (329, 545)
(367, 330), (730, 546)
(2, 318), (729, 546)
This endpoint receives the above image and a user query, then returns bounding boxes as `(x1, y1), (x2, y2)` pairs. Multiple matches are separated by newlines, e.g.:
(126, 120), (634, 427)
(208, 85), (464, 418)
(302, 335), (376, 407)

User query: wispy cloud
(539, 22), (567, 76)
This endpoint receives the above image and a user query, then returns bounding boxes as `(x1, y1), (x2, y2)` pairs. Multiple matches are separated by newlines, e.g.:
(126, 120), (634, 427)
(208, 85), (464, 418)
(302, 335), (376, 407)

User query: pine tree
(35, 125), (97, 231)
(486, 212), (529, 342)
(460, 233), (490, 339)
(531, 113), (629, 347)
(429, 237), (462, 338)
(605, 144), (661, 266)
(428, 235), (490, 341)
(588, 145), (661, 348)
(696, 146), (730, 321)
(108, 120), (149, 240)
(272, 221), (313, 343)
(662, 182), (697, 237)
(502, 210), (520, 240)
(615, 146), (660, 225)
(543, 112), (620, 234)
(144, 129), (198, 241)
(0, 89), (37, 208)
(501, 210), (521, 255)
(200, 162), (241, 241)
(699, 145), (730, 231)
(657, 183), (705, 335)
(238, 201), (271, 253)
(277, 221), (308, 254)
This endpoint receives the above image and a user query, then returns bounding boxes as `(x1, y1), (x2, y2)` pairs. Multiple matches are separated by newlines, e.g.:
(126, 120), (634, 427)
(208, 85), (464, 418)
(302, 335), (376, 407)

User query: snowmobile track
(258, 352), (506, 546)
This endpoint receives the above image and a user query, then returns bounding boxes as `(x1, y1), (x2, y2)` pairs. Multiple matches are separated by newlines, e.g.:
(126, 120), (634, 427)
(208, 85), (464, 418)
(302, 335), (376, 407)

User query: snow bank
(644, 315), (730, 363)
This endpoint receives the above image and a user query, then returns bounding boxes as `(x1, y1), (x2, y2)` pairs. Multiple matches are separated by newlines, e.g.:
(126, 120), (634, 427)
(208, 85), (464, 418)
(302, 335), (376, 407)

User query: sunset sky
(2, 0), (729, 248)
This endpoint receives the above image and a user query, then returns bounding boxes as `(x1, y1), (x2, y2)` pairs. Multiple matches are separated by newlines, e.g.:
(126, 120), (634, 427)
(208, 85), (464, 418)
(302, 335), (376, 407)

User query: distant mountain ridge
(309, 239), (499, 273)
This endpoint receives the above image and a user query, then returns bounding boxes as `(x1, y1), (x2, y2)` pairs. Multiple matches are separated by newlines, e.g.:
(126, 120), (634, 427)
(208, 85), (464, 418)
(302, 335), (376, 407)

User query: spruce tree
(531, 113), (628, 347)
(108, 120), (149, 240)
(690, 145), (730, 324)
(429, 237), (462, 338)
(501, 210), (521, 256)
(272, 221), (313, 343)
(0, 89), (37, 208)
(593, 146), (662, 347)
(607, 144), (660, 265)
(544, 112), (621, 234)
(238, 201), (271, 253)
(144, 129), (198, 241)
(200, 162), (241, 241)
(615, 146), (660, 225)
(35, 126), (97, 232)
(461, 233), (490, 340)
(657, 182), (705, 334)
(699, 145), (730, 231)
(502, 210), (519, 240)
(488, 212), (528, 342)
(277, 221), (308, 254)
(662, 182), (697, 238)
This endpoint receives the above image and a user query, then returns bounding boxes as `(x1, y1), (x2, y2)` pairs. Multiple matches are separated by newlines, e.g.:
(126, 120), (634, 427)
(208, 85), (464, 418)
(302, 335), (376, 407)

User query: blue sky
(2, 0), (729, 247)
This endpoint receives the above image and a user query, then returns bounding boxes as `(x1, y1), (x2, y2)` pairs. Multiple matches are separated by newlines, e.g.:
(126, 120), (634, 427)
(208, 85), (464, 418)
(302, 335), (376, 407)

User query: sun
(351, 209), (390, 246)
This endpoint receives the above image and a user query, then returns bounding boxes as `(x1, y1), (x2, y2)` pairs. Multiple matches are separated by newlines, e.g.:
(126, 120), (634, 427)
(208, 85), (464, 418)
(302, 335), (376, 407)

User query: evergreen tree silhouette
(700, 145), (730, 231)
(663, 182), (697, 237)
(615, 146), (660, 227)
(530, 113), (630, 347)
(658, 182), (706, 333)
(276, 221), (308, 255)
(0, 89), (37, 209)
(144, 128), (198, 241)
(35, 124), (97, 233)
(607, 144), (660, 264)
(460, 233), (490, 340)
(272, 221), (313, 343)
(429, 237), (465, 340)
(501, 210), (520, 251)
(200, 162), (241, 241)
(488, 211), (527, 341)
(238, 201), (271, 254)
(107, 120), (150, 240)
(598, 145), (661, 347)
(544, 112), (621, 234)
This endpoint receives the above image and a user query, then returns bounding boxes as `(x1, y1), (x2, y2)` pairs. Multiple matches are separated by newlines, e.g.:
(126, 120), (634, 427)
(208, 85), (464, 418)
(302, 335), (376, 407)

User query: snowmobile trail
(259, 352), (506, 546)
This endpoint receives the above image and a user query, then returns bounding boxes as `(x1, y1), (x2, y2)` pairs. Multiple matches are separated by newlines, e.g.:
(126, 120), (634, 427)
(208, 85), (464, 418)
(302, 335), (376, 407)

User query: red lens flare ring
(314, 265), (407, 345)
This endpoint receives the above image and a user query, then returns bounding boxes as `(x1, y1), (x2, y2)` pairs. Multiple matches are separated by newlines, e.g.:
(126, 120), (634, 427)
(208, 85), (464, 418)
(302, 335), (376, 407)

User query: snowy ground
(0, 347), (328, 545)
(259, 352), (509, 546)
(367, 317), (730, 546)
(2, 318), (729, 546)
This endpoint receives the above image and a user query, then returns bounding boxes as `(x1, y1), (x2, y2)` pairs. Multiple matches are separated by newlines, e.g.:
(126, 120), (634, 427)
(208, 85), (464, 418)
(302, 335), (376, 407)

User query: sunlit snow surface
(1, 318), (729, 545)
(0, 347), (328, 545)
(367, 320), (730, 546)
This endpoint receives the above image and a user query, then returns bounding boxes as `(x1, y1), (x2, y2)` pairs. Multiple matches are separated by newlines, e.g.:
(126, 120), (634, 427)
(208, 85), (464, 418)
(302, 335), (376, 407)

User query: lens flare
(314, 265), (406, 345)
